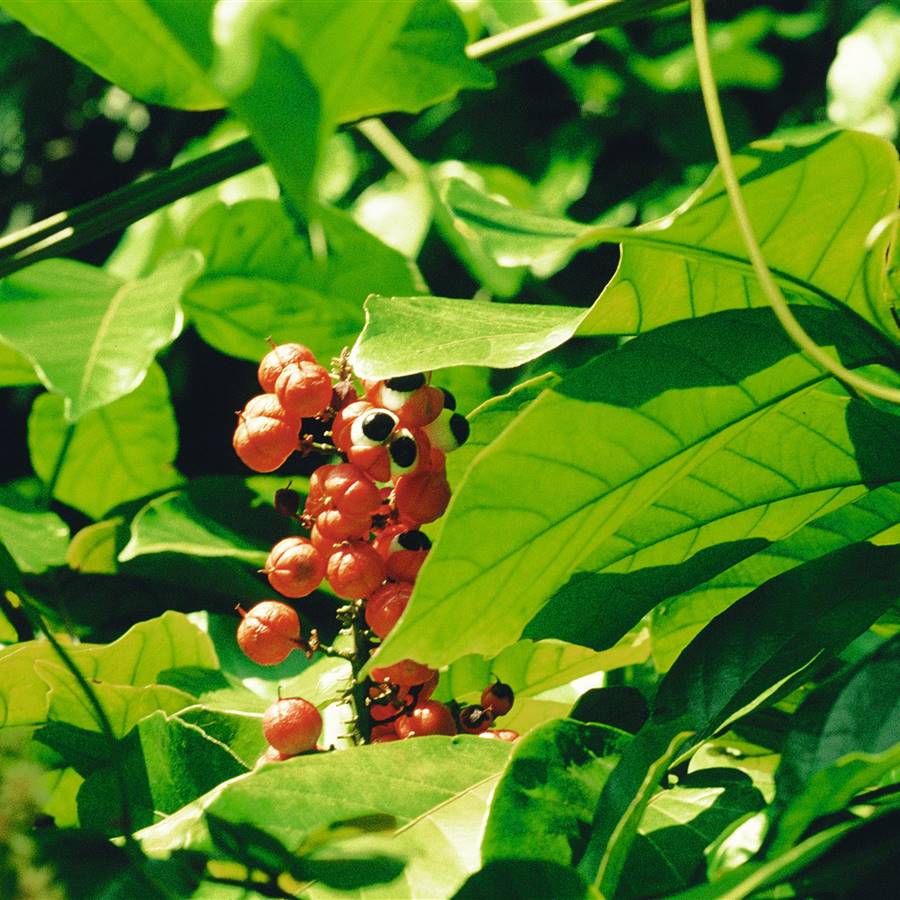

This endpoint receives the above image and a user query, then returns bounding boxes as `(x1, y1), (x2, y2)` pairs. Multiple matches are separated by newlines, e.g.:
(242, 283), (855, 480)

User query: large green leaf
(183, 199), (422, 363)
(0, 251), (202, 420)
(28, 363), (182, 519)
(577, 542), (899, 892)
(77, 711), (249, 834)
(119, 476), (291, 566)
(0, 342), (37, 386)
(482, 719), (630, 865)
(650, 484), (900, 671)
(767, 634), (900, 852)
(0, 0), (221, 109)
(367, 308), (899, 673)
(137, 737), (510, 857)
(445, 130), (900, 344)
(618, 772), (766, 898)
(0, 611), (216, 728)
(0, 483), (69, 573)
(351, 295), (585, 379)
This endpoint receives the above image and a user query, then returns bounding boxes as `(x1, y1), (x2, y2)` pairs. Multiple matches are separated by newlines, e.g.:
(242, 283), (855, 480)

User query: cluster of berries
(231, 341), (517, 760)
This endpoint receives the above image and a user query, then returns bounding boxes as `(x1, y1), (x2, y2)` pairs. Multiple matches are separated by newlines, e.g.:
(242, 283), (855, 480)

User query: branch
(0, 0), (684, 280)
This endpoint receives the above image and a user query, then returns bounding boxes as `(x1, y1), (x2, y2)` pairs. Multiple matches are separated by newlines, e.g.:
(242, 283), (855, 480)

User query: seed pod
(264, 537), (326, 598)
(332, 400), (373, 452)
(262, 697), (322, 755)
(275, 360), (333, 419)
(322, 463), (382, 518)
(236, 600), (301, 665)
(373, 526), (431, 582)
(326, 540), (386, 599)
(364, 581), (413, 638)
(395, 700), (456, 738)
(481, 679), (515, 717)
(315, 508), (372, 542)
(394, 470), (451, 526)
(458, 704), (494, 734)
(258, 342), (316, 392)
(233, 402), (298, 473)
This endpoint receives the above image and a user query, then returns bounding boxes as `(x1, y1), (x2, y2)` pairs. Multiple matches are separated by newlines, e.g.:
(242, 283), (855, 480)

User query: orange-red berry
(264, 537), (326, 598)
(258, 343), (316, 392)
(365, 581), (413, 638)
(275, 360), (333, 419)
(262, 697), (322, 755)
(232, 411), (298, 473)
(326, 541), (386, 599)
(395, 700), (457, 738)
(394, 470), (451, 526)
(322, 464), (382, 518)
(236, 600), (301, 665)
(370, 659), (436, 688)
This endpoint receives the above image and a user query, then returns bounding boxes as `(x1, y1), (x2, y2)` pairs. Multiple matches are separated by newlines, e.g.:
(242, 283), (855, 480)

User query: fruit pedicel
(233, 343), (518, 762)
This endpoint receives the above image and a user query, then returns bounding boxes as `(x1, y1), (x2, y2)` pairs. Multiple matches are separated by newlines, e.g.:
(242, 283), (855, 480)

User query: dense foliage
(0, 1), (898, 897)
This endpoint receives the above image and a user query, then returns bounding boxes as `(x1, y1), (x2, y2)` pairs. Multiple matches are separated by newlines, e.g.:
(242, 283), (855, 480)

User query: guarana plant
(0, 1), (897, 897)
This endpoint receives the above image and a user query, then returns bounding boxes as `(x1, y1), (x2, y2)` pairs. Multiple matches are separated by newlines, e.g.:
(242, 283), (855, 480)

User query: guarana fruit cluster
(232, 341), (518, 761)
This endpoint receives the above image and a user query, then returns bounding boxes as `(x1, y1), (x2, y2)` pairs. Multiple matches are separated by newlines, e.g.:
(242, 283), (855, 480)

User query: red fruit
(398, 385), (445, 428)
(258, 342), (316, 392)
(323, 464), (382, 518)
(262, 697), (322, 755)
(458, 704), (494, 734)
(478, 729), (520, 743)
(304, 465), (334, 517)
(243, 393), (300, 424)
(370, 724), (400, 743)
(275, 360), (333, 419)
(481, 680), (515, 717)
(374, 527), (432, 582)
(396, 669), (439, 710)
(236, 600), (300, 665)
(256, 745), (295, 766)
(316, 508), (371, 542)
(332, 400), (373, 452)
(331, 379), (358, 411)
(369, 700), (403, 722)
(348, 444), (391, 482)
(326, 541), (386, 599)
(365, 581), (413, 638)
(264, 537), (326, 598)
(395, 700), (456, 738)
(309, 524), (336, 554)
(371, 659), (436, 688)
(394, 470), (451, 526)
(233, 412), (298, 473)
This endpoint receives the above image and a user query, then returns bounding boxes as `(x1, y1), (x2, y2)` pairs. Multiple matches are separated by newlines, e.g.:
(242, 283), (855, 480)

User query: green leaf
(618, 771), (766, 898)
(454, 861), (593, 900)
(137, 737), (510, 859)
(65, 519), (124, 575)
(580, 730), (694, 893)
(119, 476), (291, 565)
(444, 131), (900, 344)
(768, 634), (900, 852)
(77, 711), (249, 834)
(37, 660), (195, 738)
(351, 294), (586, 379)
(0, 611), (216, 728)
(183, 199), (422, 363)
(367, 308), (899, 672)
(0, 483), (69, 573)
(175, 706), (267, 770)
(0, 251), (202, 420)
(650, 483), (900, 671)
(482, 719), (630, 865)
(434, 635), (649, 718)
(0, 342), (37, 386)
(28, 363), (182, 519)
(576, 541), (899, 893)
(0, 0), (222, 109)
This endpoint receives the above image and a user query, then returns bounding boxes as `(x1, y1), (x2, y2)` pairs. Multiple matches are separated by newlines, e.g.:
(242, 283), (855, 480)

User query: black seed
(439, 388), (457, 411)
(449, 413), (470, 446)
(385, 373), (426, 392)
(362, 411), (396, 442)
(398, 530), (432, 551)
(389, 435), (417, 468)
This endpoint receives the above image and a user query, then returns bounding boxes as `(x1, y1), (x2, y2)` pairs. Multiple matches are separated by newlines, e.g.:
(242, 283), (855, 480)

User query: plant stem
(0, 0), (684, 280)
(356, 119), (425, 180)
(467, 0), (684, 69)
(44, 422), (75, 508)
(690, 0), (900, 405)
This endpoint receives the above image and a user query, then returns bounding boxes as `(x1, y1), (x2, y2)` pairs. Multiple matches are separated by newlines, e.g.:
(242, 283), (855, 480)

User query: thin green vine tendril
(690, 0), (900, 405)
